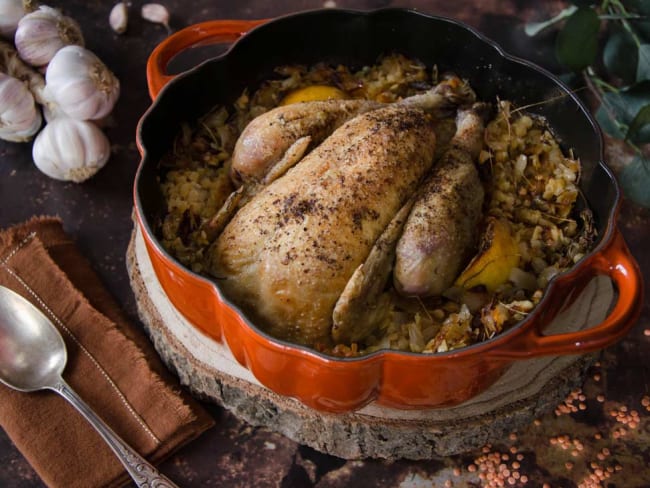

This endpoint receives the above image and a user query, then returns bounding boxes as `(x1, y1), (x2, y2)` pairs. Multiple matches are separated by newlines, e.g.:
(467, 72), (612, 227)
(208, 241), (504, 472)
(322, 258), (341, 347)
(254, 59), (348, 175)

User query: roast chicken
(207, 77), (479, 347)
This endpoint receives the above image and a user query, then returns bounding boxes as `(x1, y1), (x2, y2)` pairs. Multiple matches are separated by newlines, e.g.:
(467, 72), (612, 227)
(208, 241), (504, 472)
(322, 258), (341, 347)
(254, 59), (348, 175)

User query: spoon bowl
(0, 290), (66, 392)
(0, 285), (179, 487)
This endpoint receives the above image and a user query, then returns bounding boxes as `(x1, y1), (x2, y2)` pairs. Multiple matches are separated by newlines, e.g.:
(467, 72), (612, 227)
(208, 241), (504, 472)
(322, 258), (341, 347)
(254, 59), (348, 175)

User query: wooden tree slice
(126, 225), (612, 459)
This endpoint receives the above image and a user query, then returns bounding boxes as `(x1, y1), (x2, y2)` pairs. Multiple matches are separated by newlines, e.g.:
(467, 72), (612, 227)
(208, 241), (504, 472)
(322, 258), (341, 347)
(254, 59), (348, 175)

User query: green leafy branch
(526, 0), (650, 207)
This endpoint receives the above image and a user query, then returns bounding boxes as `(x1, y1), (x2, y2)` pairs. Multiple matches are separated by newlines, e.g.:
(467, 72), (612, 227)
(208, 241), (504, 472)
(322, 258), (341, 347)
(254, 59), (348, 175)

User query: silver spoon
(0, 285), (179, 488)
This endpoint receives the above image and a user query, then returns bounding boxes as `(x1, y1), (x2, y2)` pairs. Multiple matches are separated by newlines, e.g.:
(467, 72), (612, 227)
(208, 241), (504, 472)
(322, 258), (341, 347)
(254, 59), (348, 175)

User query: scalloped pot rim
(134, 8), (642, 412)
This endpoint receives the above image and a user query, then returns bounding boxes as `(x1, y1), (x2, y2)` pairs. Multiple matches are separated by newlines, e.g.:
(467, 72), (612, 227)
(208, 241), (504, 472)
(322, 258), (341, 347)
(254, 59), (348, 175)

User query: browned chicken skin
(230, 75), (474, 187)
(210, 104), (438, 346)
(393, 103), (488, 297)
(230, 99), (382, 185)
(332, 198), (415, 344)
(208, 78), (476, 347)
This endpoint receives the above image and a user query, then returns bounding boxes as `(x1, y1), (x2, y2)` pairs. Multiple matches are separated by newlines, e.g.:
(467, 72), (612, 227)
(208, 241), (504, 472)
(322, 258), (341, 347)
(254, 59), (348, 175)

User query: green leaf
(628, 0), (650, 41)
(638, 43), (650, 80)
(626, 104), (650, 142)
(604, 29), (638, 84)
(556, 7), (601, 71)
(596, 104), (626, 138)
(620, 155), (650, 207)
(630, 19), (650, 42)
(603, 81), (650, 120)
(595, 81), (650, 138)
(625, 0), (650, 15)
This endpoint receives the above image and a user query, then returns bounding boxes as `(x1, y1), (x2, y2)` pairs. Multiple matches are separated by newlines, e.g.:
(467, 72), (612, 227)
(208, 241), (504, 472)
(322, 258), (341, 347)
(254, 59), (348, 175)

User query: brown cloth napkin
(0, 217), (214, 487)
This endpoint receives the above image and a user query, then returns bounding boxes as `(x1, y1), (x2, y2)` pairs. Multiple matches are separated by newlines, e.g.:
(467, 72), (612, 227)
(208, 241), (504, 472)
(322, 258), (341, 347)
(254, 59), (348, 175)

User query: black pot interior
(137, 8), (618, 263)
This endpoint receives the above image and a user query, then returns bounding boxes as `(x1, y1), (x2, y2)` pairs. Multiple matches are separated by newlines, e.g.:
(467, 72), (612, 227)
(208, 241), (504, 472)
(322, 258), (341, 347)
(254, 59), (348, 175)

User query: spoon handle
(52, 377), (180, 488)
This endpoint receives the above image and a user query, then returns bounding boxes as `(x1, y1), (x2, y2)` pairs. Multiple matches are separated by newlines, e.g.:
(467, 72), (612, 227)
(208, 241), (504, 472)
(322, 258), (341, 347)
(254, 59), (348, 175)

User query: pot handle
(488, 227), (643, 359)
(146, 19), (268, 100)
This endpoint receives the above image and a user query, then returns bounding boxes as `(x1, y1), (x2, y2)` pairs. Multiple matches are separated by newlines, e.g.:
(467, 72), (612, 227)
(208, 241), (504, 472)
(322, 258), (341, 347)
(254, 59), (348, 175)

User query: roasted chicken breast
(208, 78), (476, 346)
(210, 104), (437, 346)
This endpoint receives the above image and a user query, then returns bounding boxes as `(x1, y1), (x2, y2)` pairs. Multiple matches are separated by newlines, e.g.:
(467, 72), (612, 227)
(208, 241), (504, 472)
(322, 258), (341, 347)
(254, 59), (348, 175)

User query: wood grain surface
(127, 223), (613, 459)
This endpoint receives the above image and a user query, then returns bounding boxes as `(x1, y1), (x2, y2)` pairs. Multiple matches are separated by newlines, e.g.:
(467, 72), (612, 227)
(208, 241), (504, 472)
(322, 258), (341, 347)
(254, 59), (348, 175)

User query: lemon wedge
(455, 218), (520, 292)
(280, 85), (347, 105)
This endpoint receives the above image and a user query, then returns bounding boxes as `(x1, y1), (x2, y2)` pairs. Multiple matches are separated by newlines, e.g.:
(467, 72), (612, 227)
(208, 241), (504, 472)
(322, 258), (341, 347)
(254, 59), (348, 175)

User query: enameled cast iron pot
(135, 9), (643, 413)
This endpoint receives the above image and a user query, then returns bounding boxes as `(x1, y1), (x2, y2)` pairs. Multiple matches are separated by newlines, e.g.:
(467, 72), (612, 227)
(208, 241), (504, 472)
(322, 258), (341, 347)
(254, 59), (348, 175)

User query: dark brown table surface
(1, 1), (649, 487)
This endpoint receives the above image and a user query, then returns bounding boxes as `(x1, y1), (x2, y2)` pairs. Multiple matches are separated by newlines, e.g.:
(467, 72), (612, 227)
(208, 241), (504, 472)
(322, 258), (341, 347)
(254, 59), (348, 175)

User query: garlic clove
(109, 2), (128, 35)
(14, 5), (85, 67)
(0, 39), (47, 105)
(141, 3), (171, 32)
(32, 117), (110, 182)
(45, 45), (120, 121)
(0, 0), (28, 40)
(0, 72), (42, 142)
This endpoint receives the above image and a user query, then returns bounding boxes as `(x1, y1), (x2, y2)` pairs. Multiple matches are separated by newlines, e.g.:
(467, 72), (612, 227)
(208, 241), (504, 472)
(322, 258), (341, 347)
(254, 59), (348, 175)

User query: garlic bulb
(45, 45), (120, 121)
(0, 0), (28, 40)
(14, 5), (84, 67)
(32, 118), (110, 182)
(0, 72), (42, 142)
